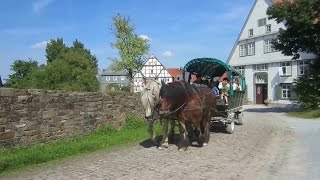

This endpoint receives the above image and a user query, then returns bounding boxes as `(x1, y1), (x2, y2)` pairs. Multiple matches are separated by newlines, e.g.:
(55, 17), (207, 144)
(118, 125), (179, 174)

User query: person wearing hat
(193, 74), (203, 84)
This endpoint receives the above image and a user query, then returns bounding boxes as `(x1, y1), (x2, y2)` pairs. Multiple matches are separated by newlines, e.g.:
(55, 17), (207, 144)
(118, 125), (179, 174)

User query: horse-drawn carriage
(141, 57), (246, 151)
(183, 57), (246, 134)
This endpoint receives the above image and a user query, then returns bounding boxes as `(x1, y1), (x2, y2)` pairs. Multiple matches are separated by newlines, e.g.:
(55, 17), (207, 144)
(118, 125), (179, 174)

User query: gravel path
(3, 105), (319, 180)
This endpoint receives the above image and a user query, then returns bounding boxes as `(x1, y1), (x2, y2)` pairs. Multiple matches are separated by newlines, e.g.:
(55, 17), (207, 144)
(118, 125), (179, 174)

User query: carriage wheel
(236, 112), (244, 125)
(226, 121), (235, 134)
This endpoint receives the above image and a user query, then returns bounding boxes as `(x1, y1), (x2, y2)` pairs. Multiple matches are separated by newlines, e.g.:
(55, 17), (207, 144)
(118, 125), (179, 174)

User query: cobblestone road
(3, 105), (315, 180)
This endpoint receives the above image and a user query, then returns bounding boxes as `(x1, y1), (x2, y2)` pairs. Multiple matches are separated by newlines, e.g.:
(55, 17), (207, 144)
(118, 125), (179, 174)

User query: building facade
(227, 0), (317, 105)
(133, 55), (173, 92)
(99, 62), (129, 91)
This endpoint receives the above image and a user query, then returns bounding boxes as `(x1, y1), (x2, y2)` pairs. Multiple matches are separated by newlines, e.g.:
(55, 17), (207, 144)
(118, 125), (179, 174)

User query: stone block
(43, 110), (56, 119)
(0, 131), (15, 140)
(0, 88), (15, 97)
(25, 130), (40, 136)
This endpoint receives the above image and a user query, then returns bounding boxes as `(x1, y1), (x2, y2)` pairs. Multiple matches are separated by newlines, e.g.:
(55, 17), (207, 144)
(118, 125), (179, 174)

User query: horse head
(140, 80), (161, 118)
(159, 81), (189, 116)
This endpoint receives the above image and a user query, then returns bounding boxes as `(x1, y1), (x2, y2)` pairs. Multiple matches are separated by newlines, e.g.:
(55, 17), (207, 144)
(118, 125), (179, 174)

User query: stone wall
(0, 88), (144, 147)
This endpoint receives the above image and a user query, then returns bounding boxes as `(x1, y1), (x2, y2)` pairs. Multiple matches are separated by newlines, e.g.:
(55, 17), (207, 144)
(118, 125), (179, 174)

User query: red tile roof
(167, 68), (183, 78)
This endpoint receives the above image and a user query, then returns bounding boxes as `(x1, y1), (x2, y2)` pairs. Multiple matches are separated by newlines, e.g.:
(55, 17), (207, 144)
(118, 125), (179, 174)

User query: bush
(293, 60), (320, 110)
(104, 84), (130, 93)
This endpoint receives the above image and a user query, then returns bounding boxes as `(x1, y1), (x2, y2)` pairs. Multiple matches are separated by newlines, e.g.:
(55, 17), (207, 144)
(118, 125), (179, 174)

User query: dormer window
(248, 29), (253, 37)
(266, 24), (271, 33)
(258, 18), (266, 27)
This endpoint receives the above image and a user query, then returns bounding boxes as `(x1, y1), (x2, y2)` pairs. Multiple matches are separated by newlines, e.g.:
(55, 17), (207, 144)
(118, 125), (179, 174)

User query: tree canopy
(267, 0), (320, 110)
(110, 14), (150, 81)
(267, 0), (320, 59)
(5, 39), (99, 92)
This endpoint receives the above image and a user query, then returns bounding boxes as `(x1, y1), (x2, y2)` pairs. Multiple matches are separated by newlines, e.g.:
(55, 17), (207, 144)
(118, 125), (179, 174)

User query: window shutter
(286, 66), (291, 75)
(279, 67), (283, 76)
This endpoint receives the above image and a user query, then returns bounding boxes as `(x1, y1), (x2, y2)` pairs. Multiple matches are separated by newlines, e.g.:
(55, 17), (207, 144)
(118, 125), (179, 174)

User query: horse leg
(168, 119), (175, 144)
(195, 115), (205, 147)
(178, 120), (189, 151)
(147, 118), (156, 144)
(203, 120), (211, 146)
(158, 118), (169, 150)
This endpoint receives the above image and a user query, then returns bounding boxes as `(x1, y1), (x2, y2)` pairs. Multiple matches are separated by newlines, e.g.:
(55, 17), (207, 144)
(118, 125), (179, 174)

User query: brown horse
(159, 81), (215, 151)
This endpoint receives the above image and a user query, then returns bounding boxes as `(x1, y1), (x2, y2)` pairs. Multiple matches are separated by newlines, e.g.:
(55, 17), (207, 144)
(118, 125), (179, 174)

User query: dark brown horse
(159, 81), (216, 151)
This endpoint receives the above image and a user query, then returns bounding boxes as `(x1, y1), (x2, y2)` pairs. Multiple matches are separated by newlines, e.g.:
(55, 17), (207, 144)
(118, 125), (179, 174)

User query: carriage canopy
(183, 57), (246, 92)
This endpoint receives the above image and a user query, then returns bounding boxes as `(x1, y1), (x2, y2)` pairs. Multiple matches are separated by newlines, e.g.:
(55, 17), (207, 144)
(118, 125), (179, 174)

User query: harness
(160, 83), (212, 115)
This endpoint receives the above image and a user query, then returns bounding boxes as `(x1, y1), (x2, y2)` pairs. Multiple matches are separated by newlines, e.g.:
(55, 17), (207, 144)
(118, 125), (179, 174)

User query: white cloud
(31, 41), (49, 49)
(162, 51), (173, 58)
(138, 34), (151, 41)
(33, 0), (54, 13)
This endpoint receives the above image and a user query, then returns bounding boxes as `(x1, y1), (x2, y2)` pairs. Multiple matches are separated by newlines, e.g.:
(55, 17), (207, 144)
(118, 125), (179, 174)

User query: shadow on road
(245, 107), (300, 113)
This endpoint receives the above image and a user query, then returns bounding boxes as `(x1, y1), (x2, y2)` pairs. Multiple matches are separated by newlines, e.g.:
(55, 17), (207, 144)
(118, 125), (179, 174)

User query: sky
(0, 0), (254, 81)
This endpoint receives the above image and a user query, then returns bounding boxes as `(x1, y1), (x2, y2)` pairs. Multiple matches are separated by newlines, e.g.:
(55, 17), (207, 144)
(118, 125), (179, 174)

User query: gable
(158, 68), (172, 78)
(227, 0), (290, 66)
(139, 55), (166, 78)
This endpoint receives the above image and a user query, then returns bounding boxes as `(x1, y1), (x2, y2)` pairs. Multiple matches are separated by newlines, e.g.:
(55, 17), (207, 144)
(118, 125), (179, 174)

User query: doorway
(256, 84), (268, 104)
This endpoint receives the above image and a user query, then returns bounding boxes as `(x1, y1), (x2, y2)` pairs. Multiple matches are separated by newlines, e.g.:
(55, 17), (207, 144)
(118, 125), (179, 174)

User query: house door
(256, 84), (268, 104)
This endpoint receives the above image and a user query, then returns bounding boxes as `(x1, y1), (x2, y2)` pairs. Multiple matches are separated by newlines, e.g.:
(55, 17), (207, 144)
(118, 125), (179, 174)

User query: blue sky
(0, 0), (254, 81)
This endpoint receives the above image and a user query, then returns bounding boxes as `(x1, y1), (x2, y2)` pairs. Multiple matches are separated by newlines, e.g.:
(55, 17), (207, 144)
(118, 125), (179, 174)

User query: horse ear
(161, 80), (166, 86)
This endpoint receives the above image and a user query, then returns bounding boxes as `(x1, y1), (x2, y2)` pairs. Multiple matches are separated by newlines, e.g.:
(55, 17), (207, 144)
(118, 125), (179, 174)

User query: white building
(133, 55), (173, 92)
(227, 0), (317, 105)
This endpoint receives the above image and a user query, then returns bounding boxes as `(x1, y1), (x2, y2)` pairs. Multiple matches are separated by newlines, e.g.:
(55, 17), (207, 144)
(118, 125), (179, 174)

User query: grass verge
(287, 109), (320, 119)
(0, 115), (156, 176)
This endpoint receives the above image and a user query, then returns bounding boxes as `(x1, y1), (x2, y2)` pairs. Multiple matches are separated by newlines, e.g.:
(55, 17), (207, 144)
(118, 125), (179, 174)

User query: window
(266, 24), (271, 33)
(297, 60), (309, 76)
(280, 62), (292, 76)
(247, 43), (255, 56)
(258, 18), (266, 27)
(234, 66), (245, 76)
(253, 64), (268, 71)
(281, 84), (292, 99)
(106, 76), (110, 81)
(239, 45), (247, 57)
(248, 29), (253, 37)
(151, 70), (154, 74)
(113, 76), (117, 81)
(121, 76), (125, 80)
(176, 77), (180, 81)
(264, 39), (275, 53)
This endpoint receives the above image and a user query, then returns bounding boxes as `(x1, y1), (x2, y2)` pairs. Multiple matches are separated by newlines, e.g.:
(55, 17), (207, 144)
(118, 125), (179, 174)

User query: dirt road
(3, 105), (320, 180)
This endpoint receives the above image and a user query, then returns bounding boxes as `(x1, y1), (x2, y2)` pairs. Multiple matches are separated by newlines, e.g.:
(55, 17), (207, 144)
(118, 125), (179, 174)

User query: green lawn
(0, 116), (159, 176)
(287, 109), (320, 119)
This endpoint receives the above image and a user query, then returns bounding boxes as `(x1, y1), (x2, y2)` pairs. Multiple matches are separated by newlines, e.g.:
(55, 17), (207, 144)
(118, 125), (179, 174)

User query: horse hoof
(203, 143), (208, 146)
(158, 145), (169, 150)
(178, 147), (187, 152)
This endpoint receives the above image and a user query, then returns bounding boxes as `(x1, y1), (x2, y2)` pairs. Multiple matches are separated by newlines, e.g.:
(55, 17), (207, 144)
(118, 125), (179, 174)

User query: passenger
(218, 78), (230, 106)
(232, 78), (242, 91)
(210, 81), (220, 96)
(193, 74), (203, 84)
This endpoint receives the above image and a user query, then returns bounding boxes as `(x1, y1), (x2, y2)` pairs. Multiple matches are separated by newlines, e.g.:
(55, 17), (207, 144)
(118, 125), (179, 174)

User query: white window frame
(266, 24), (271, 33)
(247, 43), (255, 56)
(281, 84), (292, 99)
(248, 29), (253, 37)
(264, 39), (275, 53)
(258, 18), (266, 27)
(297, 60), (309, 76)
(280, 62), (292, 76)
(106, 76), (110, 81)
(120, 76), (125, 81)
(253, 64), (268, 71)
(234, 66), (245, 76)
(239, 45), (247, 57)
(113, 76), (117, 81)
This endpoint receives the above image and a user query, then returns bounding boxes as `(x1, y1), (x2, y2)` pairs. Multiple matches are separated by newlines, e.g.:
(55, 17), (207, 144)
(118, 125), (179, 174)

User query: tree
(5, 59), (40, 88)
(41, 39), (99, 92)
(0, 76), (3, 87)
(46, 38), (68, 63)
(267, 0), (320, 59)
(267, 0), (320, 110)
(5, 39), (99, 92)
(110, 14), (150, 88)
